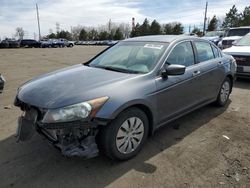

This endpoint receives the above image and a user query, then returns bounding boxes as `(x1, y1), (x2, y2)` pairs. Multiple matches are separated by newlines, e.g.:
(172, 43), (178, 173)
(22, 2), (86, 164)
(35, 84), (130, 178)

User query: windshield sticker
(144, 44), (163, 50)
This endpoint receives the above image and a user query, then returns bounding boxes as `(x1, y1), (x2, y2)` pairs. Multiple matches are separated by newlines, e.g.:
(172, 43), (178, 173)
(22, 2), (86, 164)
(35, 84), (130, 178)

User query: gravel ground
(0, 46), (249, 188)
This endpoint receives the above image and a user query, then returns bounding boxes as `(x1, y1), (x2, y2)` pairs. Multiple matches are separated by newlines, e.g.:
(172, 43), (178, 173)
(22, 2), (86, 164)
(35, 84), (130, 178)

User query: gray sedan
(14, 35), (236, 160)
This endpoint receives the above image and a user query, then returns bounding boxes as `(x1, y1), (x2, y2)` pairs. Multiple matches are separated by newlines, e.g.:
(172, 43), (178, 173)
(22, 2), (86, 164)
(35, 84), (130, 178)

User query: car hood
(223, 46), (250, 56)
(222, 36), (242, 41)
(17, 64), (135, 109)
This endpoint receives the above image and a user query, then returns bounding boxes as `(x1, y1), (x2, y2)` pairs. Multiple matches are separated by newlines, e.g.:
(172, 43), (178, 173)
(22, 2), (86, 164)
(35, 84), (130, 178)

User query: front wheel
(98, 108), (149, 161)
(215, 77), (231, 106)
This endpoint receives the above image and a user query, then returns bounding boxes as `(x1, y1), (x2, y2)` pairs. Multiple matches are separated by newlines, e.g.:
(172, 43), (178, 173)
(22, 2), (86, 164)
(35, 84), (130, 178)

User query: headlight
(42, 96), (109, 123)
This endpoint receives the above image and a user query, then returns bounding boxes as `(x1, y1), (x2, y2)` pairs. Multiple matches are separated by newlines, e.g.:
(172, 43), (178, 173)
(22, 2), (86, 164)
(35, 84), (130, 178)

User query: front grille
(37, 120), (93, 129)
(237, 66), (244, 73)
(222, 40), (234, 46)
(233, 55), (250, 66)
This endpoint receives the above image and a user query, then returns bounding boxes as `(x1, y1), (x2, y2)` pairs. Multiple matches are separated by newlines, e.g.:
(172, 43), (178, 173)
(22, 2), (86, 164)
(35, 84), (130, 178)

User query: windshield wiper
(92, 65), (142, 74)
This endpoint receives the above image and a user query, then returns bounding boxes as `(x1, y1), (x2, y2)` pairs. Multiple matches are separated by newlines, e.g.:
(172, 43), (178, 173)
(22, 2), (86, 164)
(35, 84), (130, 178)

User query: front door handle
(192, 70), (201, 77)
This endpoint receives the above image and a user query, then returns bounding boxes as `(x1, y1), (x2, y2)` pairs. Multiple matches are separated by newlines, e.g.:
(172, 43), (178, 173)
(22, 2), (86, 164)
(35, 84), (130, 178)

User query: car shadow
(0, 102), (230, 188)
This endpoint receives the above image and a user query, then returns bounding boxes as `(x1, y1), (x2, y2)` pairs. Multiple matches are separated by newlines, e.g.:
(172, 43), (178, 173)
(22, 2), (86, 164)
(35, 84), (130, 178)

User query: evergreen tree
(140, 18), (150, 35)
(79, 28), (88, 40)
(150, 20), (161, 35)
(113, 28), (124, 40)
(164, 23), (173, 34)
(240, 6), (250, 26)
(164, 22), (184, 35)
(88, 29), (98, 40)
(47, 33), (57, 39)
(191, 28), (203, 37)
(57, 30), (72, 40)
(222, 5), (241, 28)
(99, 31), (109, 40)
(172, 22), (184, 34)
(207, 15), (218, 31)
(130, 23), (141, 37)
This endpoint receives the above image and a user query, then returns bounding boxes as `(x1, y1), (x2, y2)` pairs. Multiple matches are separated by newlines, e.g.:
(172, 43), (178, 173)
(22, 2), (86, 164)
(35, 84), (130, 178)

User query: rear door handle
(192, 70), (201, 77)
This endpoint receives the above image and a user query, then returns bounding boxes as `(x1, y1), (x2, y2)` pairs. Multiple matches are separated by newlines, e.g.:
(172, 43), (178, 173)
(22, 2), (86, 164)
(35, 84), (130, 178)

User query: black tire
(215, 77), (231, 107)
(69, 44), (73, 48)
(98, 107), (149, 161)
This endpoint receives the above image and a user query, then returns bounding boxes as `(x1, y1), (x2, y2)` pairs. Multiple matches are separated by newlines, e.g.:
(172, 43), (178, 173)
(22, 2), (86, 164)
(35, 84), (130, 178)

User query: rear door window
(194, 41), (215, 62)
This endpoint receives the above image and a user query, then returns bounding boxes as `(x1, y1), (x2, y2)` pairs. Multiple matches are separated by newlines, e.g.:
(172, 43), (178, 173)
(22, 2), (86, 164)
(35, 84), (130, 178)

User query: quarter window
(195, 41), (215, 62)
(211, 45), (220, 58)
(167, 42), (195, 67)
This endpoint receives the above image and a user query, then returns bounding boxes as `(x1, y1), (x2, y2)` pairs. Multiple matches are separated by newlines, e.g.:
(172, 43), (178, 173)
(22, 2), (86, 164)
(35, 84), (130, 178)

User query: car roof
(229, 26), (250, 29)
(124, 35), (197, 43)
(22, 39), (35, 41)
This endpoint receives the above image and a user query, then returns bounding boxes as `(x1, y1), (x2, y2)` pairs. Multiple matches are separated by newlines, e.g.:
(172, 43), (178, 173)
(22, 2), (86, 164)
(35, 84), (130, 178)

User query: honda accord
(14, 35), (236, 160)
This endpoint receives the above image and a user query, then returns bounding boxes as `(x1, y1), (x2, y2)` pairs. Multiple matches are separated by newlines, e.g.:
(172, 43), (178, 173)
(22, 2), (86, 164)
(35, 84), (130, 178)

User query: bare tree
(71, 25), (83, 40)
(49, 28), (53, 34)
(15, 27), (25, 40)
(56, 22), (60, 33)
(118, 23), (130, 38)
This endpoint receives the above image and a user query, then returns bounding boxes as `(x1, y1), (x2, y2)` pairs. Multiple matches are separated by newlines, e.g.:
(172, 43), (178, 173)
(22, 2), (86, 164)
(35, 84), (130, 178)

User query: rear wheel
(215, 77), (231, 106)
(98, 108), (149, 160)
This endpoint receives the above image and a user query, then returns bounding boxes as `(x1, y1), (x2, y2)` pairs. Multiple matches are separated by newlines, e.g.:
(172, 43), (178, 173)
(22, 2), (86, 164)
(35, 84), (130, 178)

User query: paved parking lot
(0, 46), (249, 188)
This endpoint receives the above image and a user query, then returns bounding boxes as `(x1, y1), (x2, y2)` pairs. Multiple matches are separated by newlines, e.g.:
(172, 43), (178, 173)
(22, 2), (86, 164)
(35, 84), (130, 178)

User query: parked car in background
(0, 40), (9, 48)
(223, 33), (250, 77)
(75, 41), (85, 45)
(202, 31), (224, 45)
(0, 39), (19, 48)
(14, 35), (236, 161)
(50, 39), (62, 48)
(75, 40), (118, 46)
(41, 39), (53, 48)
(58, 38), (74, 47)
(218, 26), (250, 49)
(0, 74), (5, 93)
(51, 39), (74, 48)
(20, 39), (41, 48)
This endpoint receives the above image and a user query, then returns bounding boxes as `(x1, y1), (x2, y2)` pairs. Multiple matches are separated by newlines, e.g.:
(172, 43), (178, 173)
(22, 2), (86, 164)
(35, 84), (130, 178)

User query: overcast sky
(0, 0), (249, 39)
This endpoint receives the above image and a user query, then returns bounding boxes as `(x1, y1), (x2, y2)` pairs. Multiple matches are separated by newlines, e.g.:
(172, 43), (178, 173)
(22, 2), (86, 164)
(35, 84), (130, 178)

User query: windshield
(205, 31), (224, 37)
(236, 35), (250, 46)
(89, 41), (168, 74)
(227, 28), (250, 37)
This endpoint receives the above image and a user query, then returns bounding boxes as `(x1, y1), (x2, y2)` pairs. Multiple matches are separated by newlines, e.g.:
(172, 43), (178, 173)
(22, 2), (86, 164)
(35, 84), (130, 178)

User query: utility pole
(36, 3), (41, 41)
(108, 19), (112, 32)
(203, 1), (208, 36)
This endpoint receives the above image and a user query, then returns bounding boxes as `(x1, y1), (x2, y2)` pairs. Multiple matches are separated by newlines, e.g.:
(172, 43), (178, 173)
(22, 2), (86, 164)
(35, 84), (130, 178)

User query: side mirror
(161, 64), (186, 78)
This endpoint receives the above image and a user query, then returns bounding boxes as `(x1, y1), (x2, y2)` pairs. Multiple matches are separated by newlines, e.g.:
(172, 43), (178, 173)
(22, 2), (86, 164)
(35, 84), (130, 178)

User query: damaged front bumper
(15, 99), (109, 159)
(36, 121), (100, 158)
